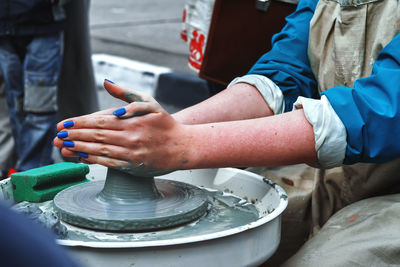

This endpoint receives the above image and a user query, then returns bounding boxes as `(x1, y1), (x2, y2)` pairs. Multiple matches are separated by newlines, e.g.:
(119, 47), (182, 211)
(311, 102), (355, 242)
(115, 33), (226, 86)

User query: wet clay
(56, 188), (260, 243)
(54, 167), (208, 231)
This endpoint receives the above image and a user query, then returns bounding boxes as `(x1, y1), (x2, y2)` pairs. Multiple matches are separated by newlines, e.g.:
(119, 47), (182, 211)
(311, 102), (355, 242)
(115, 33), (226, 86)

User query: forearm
(54, 81), (316, 172)
(173, 83), (274, 125)
(179, 109), (317, 169)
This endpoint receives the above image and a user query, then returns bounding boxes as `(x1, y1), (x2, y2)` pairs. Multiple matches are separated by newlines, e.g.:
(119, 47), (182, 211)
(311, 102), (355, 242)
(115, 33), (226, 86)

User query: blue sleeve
(322, 33), (400, 164)
(248, 0), (319, 112)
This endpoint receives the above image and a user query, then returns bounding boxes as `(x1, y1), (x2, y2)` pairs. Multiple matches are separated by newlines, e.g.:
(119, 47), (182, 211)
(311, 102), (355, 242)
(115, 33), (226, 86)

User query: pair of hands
(53, 80), (191, 173)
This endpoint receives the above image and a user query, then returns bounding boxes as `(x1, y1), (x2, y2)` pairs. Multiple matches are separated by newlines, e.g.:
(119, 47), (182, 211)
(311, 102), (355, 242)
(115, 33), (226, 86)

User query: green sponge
(11, 162), (90, 203)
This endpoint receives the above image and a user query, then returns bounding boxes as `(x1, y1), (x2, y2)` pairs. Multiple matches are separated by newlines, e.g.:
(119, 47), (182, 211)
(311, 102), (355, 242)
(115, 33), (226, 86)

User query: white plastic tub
(0, 165), (287, 267)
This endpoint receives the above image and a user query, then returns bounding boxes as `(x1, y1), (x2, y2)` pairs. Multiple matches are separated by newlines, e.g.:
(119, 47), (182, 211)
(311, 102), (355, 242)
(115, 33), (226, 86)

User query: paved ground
(89, 0), (191, 75)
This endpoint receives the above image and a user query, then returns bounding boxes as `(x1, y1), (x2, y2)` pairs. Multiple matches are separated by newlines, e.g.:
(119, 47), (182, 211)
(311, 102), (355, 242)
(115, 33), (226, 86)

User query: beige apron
(252, 0), (400, 266)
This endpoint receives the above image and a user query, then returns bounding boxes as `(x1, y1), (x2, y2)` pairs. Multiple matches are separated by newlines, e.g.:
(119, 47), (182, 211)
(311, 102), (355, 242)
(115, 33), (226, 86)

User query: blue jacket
(0, 0), (68, 36)
(248, 0), (400, 164)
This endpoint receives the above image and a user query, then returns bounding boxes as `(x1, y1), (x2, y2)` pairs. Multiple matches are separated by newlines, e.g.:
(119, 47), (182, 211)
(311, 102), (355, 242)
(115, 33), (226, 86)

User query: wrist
(168, 124), (201, 170)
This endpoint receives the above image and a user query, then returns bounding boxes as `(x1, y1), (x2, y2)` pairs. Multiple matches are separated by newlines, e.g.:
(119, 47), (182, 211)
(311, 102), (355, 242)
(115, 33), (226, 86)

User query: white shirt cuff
(294, 95), (347, 168)
(228, 74), (285, 114)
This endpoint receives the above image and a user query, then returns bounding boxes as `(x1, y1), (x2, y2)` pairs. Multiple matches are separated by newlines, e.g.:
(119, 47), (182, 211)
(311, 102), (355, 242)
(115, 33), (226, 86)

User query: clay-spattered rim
(57, 168), (288, 248)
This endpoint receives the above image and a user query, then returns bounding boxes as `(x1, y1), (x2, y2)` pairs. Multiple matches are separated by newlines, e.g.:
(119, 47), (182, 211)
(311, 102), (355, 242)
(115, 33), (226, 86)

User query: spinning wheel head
(54, 167), (209, 231)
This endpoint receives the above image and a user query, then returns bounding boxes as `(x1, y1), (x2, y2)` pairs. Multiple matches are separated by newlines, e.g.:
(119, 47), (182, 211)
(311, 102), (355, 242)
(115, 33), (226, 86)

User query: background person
(0, 0), (70, 171)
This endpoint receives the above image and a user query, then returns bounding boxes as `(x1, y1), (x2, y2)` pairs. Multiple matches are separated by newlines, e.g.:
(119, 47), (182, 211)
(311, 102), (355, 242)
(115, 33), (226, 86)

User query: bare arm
(53, 80), (316, 171)
(176, 109), (316, 169)
(173, 82), (274, 124)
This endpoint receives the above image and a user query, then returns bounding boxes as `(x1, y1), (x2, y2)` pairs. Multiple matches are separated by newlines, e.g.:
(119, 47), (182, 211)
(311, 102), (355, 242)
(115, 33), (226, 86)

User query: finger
(56, 107), (125, 132)
(61, 148), (132, 168)
(59, 140), (136, 162)
(57, 114), (127, 132)
(91, 106), (122, 116)
(79, 158), (91, 165)
(53, 136), (64, 148)
(103, 79), (153, 103)
(79, 154), (132, 168)
(55, 128), (134, 148)
(60, 148), (80, 157)
(112, 101), (164, 119)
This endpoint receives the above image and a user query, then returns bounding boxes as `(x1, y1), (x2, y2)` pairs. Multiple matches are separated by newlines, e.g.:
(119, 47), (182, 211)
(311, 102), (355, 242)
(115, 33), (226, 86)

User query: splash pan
(0, 165), (287, 267)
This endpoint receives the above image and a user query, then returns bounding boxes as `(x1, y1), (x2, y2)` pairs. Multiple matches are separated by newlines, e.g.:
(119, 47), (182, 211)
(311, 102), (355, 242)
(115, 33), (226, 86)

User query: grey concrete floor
(89, 0), (192, 75)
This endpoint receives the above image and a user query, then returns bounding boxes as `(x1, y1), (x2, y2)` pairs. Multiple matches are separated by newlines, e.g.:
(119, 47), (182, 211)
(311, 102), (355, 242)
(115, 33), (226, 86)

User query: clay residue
(54, 187), (260, 243)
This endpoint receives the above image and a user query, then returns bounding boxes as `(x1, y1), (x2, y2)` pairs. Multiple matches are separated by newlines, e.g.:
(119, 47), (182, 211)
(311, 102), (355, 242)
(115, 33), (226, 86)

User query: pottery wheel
(54, 167), (209, 231)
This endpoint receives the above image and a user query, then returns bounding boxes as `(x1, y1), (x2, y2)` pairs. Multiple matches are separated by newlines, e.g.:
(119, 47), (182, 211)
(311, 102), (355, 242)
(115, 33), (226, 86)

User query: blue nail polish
(113, 107), (126, 117)
(63, 121), (74, 128)
(63, 141), (75, 147)
(57, 131), (68, 138)
(77, 152), (88, 158)
(105, 79), (115, 84)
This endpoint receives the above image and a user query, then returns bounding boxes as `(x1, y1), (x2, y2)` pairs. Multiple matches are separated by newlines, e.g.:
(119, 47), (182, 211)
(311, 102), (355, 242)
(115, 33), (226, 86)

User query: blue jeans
(0, 34), (63, 171)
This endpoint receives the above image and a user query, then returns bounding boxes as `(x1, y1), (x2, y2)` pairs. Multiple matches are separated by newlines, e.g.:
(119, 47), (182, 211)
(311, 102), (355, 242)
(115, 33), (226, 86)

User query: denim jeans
(0, 80), (16, 172)
(0, 33), (63, 171)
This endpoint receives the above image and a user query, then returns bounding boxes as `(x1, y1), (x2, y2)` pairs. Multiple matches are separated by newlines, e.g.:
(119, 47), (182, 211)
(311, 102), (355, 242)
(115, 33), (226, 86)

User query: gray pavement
(89, 0), (192, 75)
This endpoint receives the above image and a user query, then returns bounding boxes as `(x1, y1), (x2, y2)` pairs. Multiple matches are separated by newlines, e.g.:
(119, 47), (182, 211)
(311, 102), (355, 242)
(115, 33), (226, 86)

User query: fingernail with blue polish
(77, 152), (88, 158)
(63, 141), (75, 147)
(113, 107), (126, 117)
(105, 79), (115, 84)
(63, 121), (74, 128)
(57, 131), (68, 139)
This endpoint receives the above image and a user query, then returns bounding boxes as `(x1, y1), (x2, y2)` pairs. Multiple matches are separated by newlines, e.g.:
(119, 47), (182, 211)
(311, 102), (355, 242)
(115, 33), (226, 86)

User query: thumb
(112, 101), (163, 119)
(103, 79), (151, 103)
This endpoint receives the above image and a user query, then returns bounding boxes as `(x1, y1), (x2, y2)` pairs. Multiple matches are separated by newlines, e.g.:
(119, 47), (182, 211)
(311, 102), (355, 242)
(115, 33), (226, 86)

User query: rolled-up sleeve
(248, 0), (319, 112)
(228, 74), (285, 115)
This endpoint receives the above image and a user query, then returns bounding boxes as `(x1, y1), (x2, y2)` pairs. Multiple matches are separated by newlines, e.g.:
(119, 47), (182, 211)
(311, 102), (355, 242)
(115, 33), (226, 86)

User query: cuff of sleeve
(228, 74), (285, 114)
(293, 95), (347, 168)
